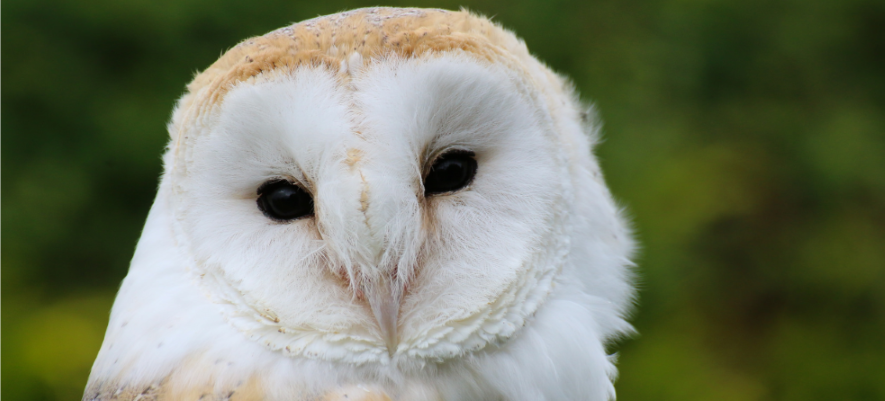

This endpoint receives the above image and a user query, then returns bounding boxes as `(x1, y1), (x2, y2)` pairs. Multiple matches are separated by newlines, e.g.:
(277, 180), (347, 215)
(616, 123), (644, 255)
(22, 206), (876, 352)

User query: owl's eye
(424, 150), (478, 195)
(257, 180), (314, 221)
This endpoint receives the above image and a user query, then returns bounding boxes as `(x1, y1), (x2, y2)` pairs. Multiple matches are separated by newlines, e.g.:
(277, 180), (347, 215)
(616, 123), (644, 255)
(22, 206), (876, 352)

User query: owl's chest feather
(84, 375), (395, 401)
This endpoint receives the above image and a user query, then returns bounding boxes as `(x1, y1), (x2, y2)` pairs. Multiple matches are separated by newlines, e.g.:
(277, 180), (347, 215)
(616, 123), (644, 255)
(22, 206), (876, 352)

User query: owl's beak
(366, 282), (400, 357)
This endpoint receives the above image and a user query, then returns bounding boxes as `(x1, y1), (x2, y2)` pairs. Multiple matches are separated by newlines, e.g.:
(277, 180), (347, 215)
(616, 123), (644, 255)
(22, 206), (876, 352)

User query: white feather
(87, 9), (635, 400)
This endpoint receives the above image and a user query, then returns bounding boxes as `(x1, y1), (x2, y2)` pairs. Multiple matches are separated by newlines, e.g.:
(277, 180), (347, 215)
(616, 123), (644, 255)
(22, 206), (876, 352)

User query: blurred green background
(3, 0), (884, 399)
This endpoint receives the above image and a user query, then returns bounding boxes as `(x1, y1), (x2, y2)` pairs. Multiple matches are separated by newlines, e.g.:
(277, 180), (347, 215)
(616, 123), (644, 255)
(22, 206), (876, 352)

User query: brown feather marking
(83, 364), (265, 401)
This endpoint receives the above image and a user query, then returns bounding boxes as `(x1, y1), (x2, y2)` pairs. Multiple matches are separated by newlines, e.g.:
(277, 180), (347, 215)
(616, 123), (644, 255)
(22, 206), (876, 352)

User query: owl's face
(86, 8), (634, 399)
(173, 54), (571, 363)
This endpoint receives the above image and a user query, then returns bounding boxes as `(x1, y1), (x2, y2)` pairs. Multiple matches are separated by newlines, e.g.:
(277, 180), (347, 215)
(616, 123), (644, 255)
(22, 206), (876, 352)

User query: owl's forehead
(169, 8), (568, 172)
(203, 53), (546, 174)
(183, 8), (530, 109)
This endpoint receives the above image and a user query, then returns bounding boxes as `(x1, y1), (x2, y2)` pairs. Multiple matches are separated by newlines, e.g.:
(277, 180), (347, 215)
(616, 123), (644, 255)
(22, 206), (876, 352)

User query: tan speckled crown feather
(187, 8), (528, 103)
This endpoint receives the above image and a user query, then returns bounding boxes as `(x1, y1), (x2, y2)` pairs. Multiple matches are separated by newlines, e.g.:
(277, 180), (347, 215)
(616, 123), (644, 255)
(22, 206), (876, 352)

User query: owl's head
(164, 7), (633, 367)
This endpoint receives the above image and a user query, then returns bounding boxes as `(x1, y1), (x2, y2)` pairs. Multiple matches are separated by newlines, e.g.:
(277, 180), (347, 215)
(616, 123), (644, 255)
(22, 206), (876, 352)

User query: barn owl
(85, 7), (635, 401)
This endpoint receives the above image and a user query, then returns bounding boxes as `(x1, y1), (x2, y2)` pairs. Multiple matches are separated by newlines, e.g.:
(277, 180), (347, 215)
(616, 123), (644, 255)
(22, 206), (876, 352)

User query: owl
(84, 8), (635, 401)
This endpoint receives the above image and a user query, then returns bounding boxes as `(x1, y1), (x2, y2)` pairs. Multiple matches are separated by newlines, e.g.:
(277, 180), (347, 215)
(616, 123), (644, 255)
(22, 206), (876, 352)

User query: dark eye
(424, 150), (478, 195)
(257, 180), (314, 221)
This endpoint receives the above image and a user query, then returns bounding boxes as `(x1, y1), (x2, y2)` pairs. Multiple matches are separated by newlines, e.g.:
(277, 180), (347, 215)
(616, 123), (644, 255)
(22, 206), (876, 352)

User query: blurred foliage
(3, 0), (884, 399)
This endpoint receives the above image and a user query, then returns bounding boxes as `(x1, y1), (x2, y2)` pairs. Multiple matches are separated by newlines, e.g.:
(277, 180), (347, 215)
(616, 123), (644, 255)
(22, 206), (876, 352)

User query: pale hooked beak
(366, 280), (401, 357)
